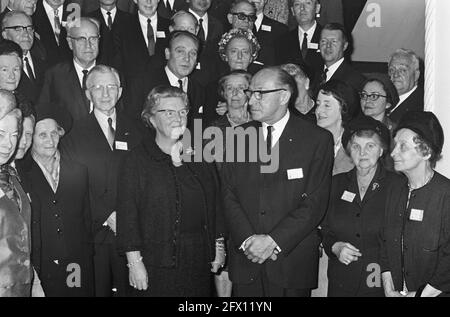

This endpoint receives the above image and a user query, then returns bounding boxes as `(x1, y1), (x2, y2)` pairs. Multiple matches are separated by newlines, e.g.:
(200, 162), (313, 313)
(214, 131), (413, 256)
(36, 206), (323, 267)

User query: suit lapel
(68, 62), (90, 113)
(87, 113), (113, 152)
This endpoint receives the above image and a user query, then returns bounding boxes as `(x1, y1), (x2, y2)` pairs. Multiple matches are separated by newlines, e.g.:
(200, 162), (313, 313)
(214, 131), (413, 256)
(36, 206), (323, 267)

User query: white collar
(255, 13), (264, 31)
(298, 21), (317, 37)
(325, 57), (345, 81)
(390, 86), (418, 113)
(165, 66), (187, 91)
(189, 9), (208, 21)
(43, 0), (62, 16)
(101, 6), (117, 21)
(138, 11), (157, 24)
(262, 110), (290, 147)
(94, 107), (116, 124)
(73, 59), (95, 74)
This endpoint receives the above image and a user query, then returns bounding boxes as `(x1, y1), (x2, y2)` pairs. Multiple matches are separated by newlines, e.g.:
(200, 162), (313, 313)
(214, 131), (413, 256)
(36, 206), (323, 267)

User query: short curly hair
(218, 28), (260, 62)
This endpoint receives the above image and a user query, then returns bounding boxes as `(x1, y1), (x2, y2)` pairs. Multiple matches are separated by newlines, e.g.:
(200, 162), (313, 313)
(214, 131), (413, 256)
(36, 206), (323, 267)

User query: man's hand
(106, 211), (117, 235)
(244, 235), (278, 264)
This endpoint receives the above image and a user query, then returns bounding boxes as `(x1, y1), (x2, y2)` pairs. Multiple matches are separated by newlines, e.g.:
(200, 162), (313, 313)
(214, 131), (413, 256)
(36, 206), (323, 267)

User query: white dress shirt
(23, 51), (36, 79)
(94, 108), (117, 149)
(189, 9), (208, 40)
(390, 86), (417, 114)
(298, 21), (317, 50)
(164, 0), (175, 9)
(262, 110), (290, 148)
(255, 12), (264, 32)
(43, 0), (63, 34)
(165, 66), (188, 93)
(138, 11), (158, 46)
(73, 60), (96, 112)
(101, 6), (117, 25)
(325, 57), (345, 82)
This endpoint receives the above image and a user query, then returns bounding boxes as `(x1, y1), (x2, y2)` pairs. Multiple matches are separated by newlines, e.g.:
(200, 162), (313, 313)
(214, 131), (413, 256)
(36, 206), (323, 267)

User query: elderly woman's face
(315, 91), (342, 130)
(32, 119), (60, 159)
(391, 128), (428, 173)
(225, 38), (252, 71)
(349, 134), (383, 171)
(361, 81), (390, 120)
(223, 75), (249, 110)
(16, 116), (34, 160)
(0, 112), (20, 165)
(150, 96), (188, 140)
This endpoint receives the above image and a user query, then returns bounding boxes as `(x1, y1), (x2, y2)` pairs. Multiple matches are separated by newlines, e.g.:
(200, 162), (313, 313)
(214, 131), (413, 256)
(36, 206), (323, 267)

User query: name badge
(341, 191), (356, 203)
(308, 42), (319, 50)
(115, 141), (128, 151)
(198, 106), (203, 114)
(196, 62), (201, 70)
(261, 24), (271, 32)
(287, 168), (303, 180)
(410, 209), (424, 222)
(156, 31), (166, 38)
(0, 188), (4, 199)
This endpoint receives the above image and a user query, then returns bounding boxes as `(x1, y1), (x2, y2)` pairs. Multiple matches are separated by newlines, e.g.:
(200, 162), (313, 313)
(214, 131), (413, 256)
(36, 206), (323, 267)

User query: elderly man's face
(134, 0), (159, 18)
(11, 0), (38, 15)
(248, 69), (289, 125)
(67, 20), (99, 67)
(188, 0), (211, 14)
(15, 116), (34, 160)
(249, 0), (266, 15)
(2, 14), (34, 54)
(291, 0), (320, 26)
(320, 29), (347, 66)
(228, 2), (256, 31)
(0, 111), (20, 165)
(150, 96), (188, 140)
(86, 71), (122, 115)
(388, 55), (419, 96)
(32, 119), (60, 159)
(45, 0), (65, 8)
(165, 35), (198, 79)
(169, 14), (198, 35)
(0, 54), (22, 91)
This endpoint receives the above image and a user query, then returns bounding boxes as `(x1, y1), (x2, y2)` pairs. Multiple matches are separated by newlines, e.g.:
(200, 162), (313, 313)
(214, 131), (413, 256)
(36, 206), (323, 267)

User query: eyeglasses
(244, 88), (286, 100)
(68, 35), (100, 46)
(225, 85), (248, 95)
(156, 108), (189, 119)
(3, 25), (34, 33)
(88, 84), (119, 94)
(359, 92), (387, 101)
(231, 12), (257, 23)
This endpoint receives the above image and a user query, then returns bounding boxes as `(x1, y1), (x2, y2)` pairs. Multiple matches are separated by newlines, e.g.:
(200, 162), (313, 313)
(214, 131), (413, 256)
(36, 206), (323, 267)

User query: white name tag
(157, 31), (166, 38)
(410, 209), (424, 222)
(198, 106), (203, 114)
(196, 62), (201, 70)
(261, 24), (271, 32)
(308, 42), (319, 50)
(287, 168), (303, 180)
(341, 191), (356, 203)
(115, 141), (128, 151)
(0, 188), (4, 199)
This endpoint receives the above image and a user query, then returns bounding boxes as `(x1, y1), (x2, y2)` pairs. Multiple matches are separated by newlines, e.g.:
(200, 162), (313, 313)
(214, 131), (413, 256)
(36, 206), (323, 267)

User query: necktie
(107, 117), (115, 150)
(82, 69), (89, 91)
(24, 57), (35, 82)
(54, 9), (61, 44)
(197, 18), (205, 43)
(320, 68), (329, 86)
(147, 18), (155, 56)
(166, 0), (172, 12)
(266, 125), (273, 155)
(301, 32), (308, 60)
(178, 79), (183, 91)
(107, 11), (113, 30)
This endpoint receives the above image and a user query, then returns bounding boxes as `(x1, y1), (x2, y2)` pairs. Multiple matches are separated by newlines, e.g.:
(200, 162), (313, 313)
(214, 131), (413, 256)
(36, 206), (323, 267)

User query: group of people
(0, 0), (449, 298)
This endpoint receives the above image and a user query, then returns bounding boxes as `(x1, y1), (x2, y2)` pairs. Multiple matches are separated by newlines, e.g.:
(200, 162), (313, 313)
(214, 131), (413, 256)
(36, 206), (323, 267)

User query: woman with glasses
(360, 74), (399, 133)
(117, 86), (225, 297)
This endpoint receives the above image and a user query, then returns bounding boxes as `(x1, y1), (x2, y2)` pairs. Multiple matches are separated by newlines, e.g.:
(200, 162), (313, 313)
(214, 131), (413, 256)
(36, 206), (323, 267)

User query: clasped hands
(242, 235), (279, 264)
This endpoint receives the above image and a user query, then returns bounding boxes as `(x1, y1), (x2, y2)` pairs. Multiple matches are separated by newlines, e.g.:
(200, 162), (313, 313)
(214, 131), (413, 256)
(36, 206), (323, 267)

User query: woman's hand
(129, 262), (148, 291)
(332, 242), (362, 265)
(216, 102), (228, 116)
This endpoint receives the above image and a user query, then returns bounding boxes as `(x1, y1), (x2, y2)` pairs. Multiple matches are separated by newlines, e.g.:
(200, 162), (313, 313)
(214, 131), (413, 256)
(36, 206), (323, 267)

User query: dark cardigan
(116, 135), (225, 268)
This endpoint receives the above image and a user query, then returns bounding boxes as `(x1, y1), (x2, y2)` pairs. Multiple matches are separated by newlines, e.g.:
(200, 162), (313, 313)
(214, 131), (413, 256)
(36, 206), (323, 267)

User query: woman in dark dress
(117, 86), (225, 297)
(322, 115), (402, 297)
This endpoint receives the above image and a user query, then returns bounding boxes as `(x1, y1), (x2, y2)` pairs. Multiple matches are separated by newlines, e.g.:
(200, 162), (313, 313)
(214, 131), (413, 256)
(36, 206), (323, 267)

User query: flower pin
(372, 182), (380, 191)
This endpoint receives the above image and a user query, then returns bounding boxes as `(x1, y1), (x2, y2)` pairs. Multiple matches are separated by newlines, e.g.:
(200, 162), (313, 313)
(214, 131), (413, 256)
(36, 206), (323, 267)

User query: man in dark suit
(387, 48), (424, 123)
(221, 67), (333, 296)
(311, 23), (365, 97)
(32, 0), (72, 66)
(2, 10), (47, 104)
(249, 0), (288, 67)
(125, 30), (204, 127)
(158, 0), (188, 18)
(88, 0), (131, 66)
(38, 17), (99, 125)
(277, 0), (322, 79)
(115, 0), (170, 84)
(187, 0), (223, 87)
(61, 65), (143, 297)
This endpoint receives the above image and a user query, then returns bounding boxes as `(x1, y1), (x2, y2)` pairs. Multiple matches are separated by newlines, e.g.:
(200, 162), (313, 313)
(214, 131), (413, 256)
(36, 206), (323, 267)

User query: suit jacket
(17, 46), (48, 105)
(387, 85), (424, 124)
(60, 112), (144, 244)
(33, 0), (72, 66)
(38, 60), (90, 124)
(88, 8), (132, 67)
(125, 66), (205, 127)
(254, 15), (289, 67)
(276, 24), (323, 80)
(311, 61), (366, 98)
(221, 113), (334, 289)
(157, 0), (188, 19)
(114, 14), (170, 84)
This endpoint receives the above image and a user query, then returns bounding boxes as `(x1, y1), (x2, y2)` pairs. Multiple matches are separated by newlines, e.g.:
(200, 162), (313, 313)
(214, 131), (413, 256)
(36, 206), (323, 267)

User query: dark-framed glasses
(244, 88), (287, 100)
(231, 12), (257, 22)
(359, 92), (387, 101)
(88, 84), (119, 94)
(68, 35), (100, 46)
(3, 25), (34, 33)
(156, 108), (189, 119)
